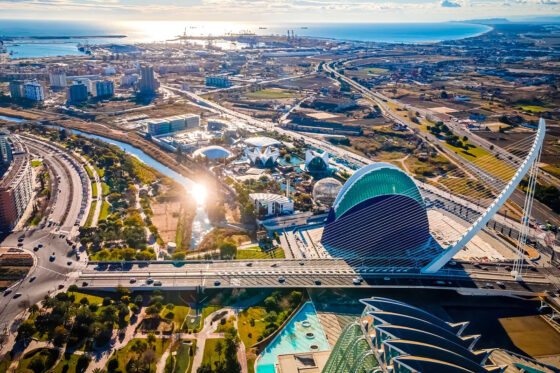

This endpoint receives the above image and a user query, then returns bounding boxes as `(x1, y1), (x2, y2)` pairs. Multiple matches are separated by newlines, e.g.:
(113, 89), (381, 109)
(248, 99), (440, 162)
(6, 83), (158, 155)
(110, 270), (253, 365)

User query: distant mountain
(460, 16), (560, 24)
(461, 18), (510, 25)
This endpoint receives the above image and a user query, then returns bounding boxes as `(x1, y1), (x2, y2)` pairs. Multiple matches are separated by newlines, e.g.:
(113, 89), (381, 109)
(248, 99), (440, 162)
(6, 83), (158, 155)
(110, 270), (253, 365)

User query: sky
(0, 0), (558, 23)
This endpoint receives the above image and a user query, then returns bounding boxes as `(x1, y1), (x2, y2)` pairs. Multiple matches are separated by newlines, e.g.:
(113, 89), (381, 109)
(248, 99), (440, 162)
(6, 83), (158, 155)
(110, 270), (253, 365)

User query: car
(496, 281), (505, 288)
(383, 277), (391, 281)
(82, 282), (88, 287)
(58, 284), (65, 290)
(352, 278), (363, 285)
(314, 280), (321, 285)
(37, 243), (43, 248)
(146, 278), (154, 284)
(3, 289), (12, 296)
(153, 280), (162, 286)
(49, 255), (56, 262)
(484, 282), (494, 289)
(214, 281), (221, 286)
(299, 262), (305, 266)
(67, 261), (73, 266)
(33, 246), (39, 252)
(13, 293), (22, 299)
(271, 263), (278, 268)
(29, 276), (36, 282)
(130, 278), (136, 283)
(277, 276), (285, 283)
(246, 262), (253, 267)
(18, 237), (24, 243)
(17, 242), (23, 247)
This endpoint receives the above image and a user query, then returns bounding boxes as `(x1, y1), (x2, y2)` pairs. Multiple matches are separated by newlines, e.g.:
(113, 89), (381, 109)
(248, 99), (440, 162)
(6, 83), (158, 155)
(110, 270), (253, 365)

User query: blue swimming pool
(255, 302), (330, 373)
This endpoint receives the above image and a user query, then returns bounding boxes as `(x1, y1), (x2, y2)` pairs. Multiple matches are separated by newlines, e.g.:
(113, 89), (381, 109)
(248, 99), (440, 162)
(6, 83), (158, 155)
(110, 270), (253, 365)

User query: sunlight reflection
(191, 183), (207, 206)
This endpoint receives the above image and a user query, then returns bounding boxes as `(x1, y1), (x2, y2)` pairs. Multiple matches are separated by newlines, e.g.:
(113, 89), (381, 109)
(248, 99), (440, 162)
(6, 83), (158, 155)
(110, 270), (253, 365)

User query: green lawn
(94, 166), (105, 178)
(443, 142), (515, 181)
(246, 89), (295, 100)
(542, 165), (560, 179)
(160, 305), (190, 329)
(72, 291), (104, 306)
(0, 355), (12, 373)
(99, 201), (111, 221)
(101, 182), (110, 195)
(85, 166), (93, 179)
(92, 183), (98, 198)
(519, 105), (549, 113)
(15, 348), (59, 373)
(236, 247), (285, 259)
(31, 160), (42, 167)
(360, 67), (388, 75)
(238, 307), (268, 349)
(201, 339), (225, 369)
(172, 340), (195, 373)
(50, 353), (87, 373)
(110, 338), (170, 373)
(84, 201), (97, 228)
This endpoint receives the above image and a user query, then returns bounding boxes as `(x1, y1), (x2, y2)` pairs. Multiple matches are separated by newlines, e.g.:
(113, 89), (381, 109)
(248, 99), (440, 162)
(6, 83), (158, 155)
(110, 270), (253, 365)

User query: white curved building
(244, 136), (282, 148)
(245, 146), (280, 168)
(249, 193), (294, 217)
(193, 145), (231, 160)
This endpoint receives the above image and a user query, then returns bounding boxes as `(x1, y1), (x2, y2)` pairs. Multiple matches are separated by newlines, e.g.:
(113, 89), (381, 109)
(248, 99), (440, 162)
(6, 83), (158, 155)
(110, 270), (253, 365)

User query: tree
(17, 319), (36, 340)
(147, 332), (156, 346)
(219, 242), (237, 260)
(264, 296), (277, 312)
(76, 355), (91, 373)
(142, 349), (157, 371)
(215, 340), (224, 362)
(28, 355), (45, 373)
(68, 284), (79, 293)
(53, 325), (69, 346)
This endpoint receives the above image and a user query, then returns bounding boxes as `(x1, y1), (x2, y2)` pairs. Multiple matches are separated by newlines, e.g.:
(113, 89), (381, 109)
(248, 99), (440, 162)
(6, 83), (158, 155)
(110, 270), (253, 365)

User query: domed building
(193, 145), (231, 161)
(312, 177), (343, 207)
(321, 163), (437, 267)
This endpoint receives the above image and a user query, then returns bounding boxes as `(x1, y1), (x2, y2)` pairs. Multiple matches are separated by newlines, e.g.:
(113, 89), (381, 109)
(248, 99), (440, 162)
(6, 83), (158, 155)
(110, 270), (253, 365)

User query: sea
(0, 20), (492, 59)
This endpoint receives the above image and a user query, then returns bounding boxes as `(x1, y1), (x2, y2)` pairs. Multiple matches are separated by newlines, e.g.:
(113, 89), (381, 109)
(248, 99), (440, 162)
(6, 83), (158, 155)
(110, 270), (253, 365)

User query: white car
(352, 278), (363, 285)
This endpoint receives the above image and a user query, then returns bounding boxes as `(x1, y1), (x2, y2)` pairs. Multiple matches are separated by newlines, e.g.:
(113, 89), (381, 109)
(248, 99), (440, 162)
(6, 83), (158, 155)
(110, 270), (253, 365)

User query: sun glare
(191, 183), (207, 205)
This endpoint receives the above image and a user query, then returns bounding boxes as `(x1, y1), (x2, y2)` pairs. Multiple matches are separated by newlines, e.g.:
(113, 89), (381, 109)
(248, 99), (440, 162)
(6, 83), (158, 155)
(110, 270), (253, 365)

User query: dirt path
(85, 305), (146, 373)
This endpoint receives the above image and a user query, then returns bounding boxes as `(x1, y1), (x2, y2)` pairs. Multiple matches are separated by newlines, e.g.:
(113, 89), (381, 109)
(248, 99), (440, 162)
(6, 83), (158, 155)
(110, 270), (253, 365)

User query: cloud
(441, 0), (461, 6)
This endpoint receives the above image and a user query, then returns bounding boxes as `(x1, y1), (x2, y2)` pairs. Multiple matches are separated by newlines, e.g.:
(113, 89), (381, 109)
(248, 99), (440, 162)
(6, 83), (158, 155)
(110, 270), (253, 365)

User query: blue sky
(0, 0), (558, 22)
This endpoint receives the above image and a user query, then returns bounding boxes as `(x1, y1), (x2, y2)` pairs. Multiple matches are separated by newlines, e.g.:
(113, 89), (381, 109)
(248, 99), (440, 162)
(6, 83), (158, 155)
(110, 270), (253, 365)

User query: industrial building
(0, 134), (33, 232)
(24, 80), (45, 101)
(249, 193), (294, 218)
(147, 114), (200, 136)
(322, 297), (556, 373)
(321, 163), (437, 266)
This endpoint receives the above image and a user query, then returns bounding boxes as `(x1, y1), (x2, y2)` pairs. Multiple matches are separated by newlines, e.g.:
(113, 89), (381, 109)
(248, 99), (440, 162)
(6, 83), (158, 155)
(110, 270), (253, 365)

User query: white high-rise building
(49, 72), (67, 88)
(73, 78), (92, 93)
(24, 81), (45, 101)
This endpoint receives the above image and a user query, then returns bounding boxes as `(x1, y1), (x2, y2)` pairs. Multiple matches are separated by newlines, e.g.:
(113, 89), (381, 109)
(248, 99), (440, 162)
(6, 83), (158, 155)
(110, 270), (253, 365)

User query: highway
(76, 259), (557, 295)
(0, 137), (91, 340)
